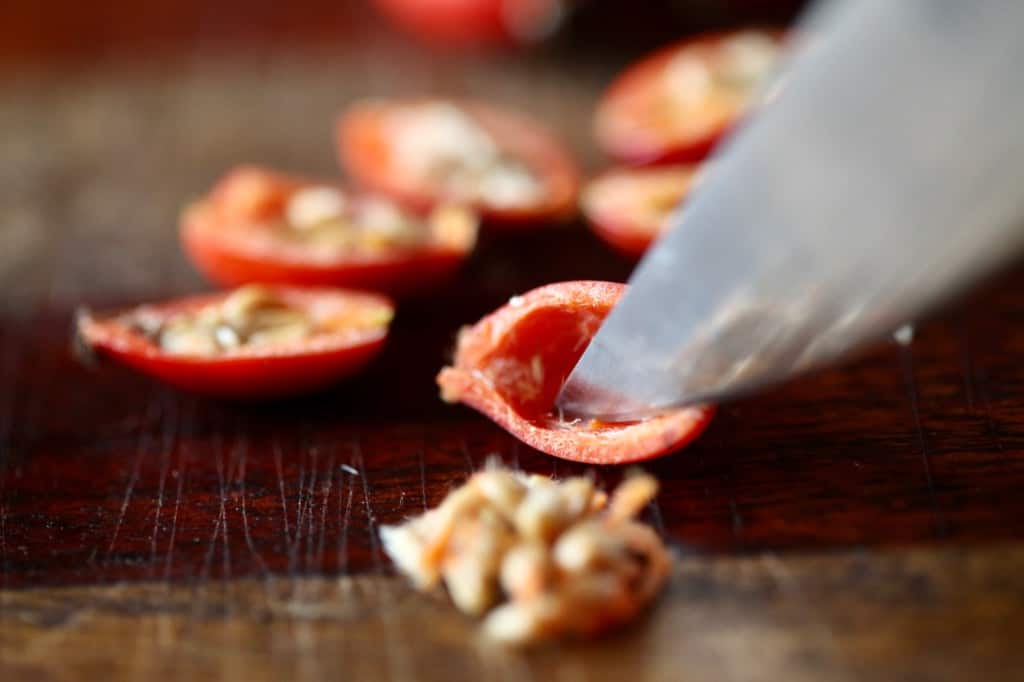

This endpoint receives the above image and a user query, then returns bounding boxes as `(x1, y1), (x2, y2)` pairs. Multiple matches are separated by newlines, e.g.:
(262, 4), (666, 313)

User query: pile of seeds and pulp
(381, 463), (672, 645)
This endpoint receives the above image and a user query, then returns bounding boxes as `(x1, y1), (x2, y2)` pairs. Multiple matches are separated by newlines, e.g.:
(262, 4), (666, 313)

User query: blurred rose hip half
(181, 166), (477, 297)
(595, 29), (784, 165)
(338, 98), (580, 228)
(373, 0), (569, 48)
(582, 164), (702, 258)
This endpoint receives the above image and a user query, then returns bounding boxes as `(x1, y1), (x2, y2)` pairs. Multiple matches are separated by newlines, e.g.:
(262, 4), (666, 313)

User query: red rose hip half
(338, 98), (579, 228)
(594, 29), (784, 165)
(437, 281), (714, 463)
(77, 284), (393, 399)
(581, 164), (700, 259)
(181, 166), (477, 297)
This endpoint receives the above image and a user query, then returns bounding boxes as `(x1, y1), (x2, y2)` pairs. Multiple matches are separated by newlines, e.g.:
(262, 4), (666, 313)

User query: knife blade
(557, 0), (1024, 420)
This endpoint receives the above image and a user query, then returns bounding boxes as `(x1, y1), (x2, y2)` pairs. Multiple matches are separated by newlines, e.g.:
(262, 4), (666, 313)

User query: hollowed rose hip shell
(437, 281), (713, 464)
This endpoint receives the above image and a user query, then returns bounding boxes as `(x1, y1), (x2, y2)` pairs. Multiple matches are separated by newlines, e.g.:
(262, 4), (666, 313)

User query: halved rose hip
(581, 164), (700, 259)
(372, 0), (567, 48)
(594, 29), (784, 165)
(337, 98), (580, 228)
(437, 281), (713, 464)
(180, 166), (477, 297)
(77, 284), (393, 398)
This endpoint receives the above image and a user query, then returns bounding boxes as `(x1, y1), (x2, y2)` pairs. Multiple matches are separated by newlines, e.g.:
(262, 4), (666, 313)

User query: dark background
(1, 0), (806, 69)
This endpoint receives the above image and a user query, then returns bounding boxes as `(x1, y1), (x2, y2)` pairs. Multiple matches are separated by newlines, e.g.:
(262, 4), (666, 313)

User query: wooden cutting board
(3, 45), (1024, 681)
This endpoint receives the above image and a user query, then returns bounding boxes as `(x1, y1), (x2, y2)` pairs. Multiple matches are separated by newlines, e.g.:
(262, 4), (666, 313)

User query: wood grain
(4, 545), (1023, 681)
(5, 265), (1024, 588)
(3, 44), (1024, 586)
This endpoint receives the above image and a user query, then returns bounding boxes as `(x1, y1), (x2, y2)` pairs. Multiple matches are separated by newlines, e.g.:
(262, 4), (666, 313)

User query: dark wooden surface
(5, 546), (1024, 682)
(2, 27), (1024, 680)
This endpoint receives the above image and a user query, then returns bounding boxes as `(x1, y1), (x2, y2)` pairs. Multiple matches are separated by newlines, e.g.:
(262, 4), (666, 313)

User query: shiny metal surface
(558, 0), (1024, 420)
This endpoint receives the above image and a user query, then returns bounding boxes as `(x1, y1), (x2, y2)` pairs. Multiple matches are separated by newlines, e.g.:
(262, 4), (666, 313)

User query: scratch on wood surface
(237, 432), (270, 578)
(337, 481), (355, 575)
(105, 395), (159, 568)
(315, 449), (336, 573)
(305, 448), (322, 573)
(351, 439), (384, 572)
(194, 524), (225, 623)
(350, 439), (416, 682)
(459, 439), (476, 477)
(216, 425), (236, 580)
(199, 416), (243, 584)
(289, 444), (318, 574)
(148, 393), (178, 576)
(200, 434), (228, 582)
(417, 445), (429, 512)
(194, 431), (233, 625)
(900, 345), (949, 538)
(162, 402), (192, 582)
(274, 436), (291, 545)
(290, 439), (308, 571)
(300, 449), (320, 574)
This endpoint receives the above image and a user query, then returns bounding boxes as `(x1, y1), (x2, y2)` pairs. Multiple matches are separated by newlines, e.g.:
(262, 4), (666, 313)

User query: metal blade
(558, 0), (1024, 420)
